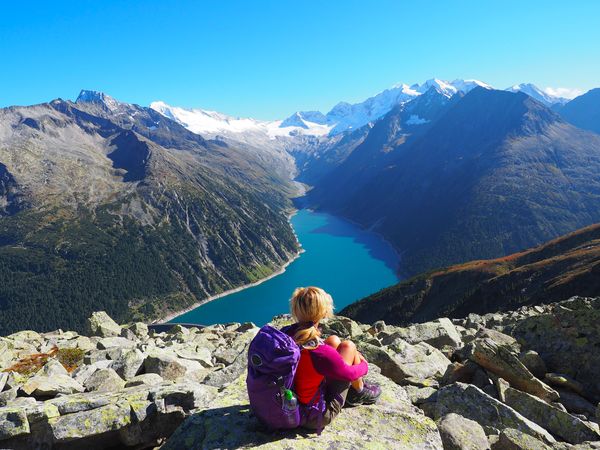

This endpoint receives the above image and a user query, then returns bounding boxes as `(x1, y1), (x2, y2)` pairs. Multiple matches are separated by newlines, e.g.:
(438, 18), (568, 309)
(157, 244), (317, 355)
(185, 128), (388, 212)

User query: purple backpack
(246, 325), (325, 432)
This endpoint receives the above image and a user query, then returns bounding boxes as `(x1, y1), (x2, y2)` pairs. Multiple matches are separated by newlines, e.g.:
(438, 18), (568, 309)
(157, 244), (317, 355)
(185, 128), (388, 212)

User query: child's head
(290, 286), (334, 324)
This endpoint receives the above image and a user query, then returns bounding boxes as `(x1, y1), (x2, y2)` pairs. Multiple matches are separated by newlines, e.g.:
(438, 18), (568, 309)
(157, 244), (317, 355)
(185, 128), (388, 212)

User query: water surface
(173, 209), (401, 325)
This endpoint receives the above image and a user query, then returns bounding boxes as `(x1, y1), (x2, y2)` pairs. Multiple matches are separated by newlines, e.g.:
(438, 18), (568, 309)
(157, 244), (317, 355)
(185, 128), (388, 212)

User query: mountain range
(0, 91), (299, 334)
(0, 77), (599, 333)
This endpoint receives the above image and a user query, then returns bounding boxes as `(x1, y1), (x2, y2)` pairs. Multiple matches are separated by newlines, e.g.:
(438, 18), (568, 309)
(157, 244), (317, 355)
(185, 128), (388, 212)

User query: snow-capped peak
(505, 83), (570, 106)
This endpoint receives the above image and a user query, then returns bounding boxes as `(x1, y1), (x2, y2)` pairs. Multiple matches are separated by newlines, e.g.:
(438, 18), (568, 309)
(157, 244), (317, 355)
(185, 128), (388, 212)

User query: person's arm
(309, 344), (368, 382)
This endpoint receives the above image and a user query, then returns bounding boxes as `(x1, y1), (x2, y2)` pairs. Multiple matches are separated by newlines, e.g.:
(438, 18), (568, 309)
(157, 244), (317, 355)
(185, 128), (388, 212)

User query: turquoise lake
(172, 209), (401, 326)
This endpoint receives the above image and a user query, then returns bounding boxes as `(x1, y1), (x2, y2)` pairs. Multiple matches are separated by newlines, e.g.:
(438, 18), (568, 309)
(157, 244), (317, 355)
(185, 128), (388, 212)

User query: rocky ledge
(0, 297), (598, 449)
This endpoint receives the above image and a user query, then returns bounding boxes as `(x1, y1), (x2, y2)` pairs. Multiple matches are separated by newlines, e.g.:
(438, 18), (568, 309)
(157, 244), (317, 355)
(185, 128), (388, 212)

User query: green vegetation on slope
(341, 223), (600, 325)
(0, 191), (298, 335)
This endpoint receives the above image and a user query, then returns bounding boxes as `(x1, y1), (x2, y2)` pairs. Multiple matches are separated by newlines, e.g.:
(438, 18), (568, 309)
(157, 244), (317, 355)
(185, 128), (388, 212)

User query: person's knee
(338, 340), (356, 353)
(325, 335), (342, 349)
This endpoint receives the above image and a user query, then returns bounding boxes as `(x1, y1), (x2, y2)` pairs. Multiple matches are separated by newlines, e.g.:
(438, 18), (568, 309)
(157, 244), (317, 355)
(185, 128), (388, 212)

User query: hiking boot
(345, 382), (381, 406)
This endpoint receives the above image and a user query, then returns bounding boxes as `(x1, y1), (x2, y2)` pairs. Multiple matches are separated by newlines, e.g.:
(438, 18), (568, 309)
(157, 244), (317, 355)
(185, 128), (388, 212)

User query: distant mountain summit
(559, 88), (600, 134)
(308, 87), (600, 275)
(506, 83), (570, 106)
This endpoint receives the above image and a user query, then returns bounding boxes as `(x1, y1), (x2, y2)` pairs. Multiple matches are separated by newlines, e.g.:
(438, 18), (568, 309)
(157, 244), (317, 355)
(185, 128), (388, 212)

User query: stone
(123, 322), (148, 340)
(72, 360), (112, 385)
(97, 336), (136, 350)
(320, 316), (363, 339)
(87, 311), (122, 338)
(21, 374), (85, 397)
(503, 386), (600, 444)
(39, 358), (69, 377)
(84, 368), (125, 392)
(437, 413), (490, 450)
(441, 361), (479, 385)
(556, 389), (597, 417)
(434, 383), (555, 443)
(0, 373), (7, 392)
(510, 296), (600, 402)
(467, 338), (558, 401)
(124, 373), (164, 388)
(360, 341), (450, 385)
(163, 371), (443, 449)
(492, 428), (552, 450)
(385, 318), (463, 350)
(518, 350), (547, 379)
(112, 348), (145, 380)
(475, 329), (520, 353)
(174, 345), (213, 368)
(545, 373), (586, 396)
(144, 353), (187, 381)
(405, 386), (438, 405)
(203, 347), (248, 388)
(0, 389), (17, 407)
(367, 320), (386, 336)
(0, 408), (29, 441)
(49, 400), (132, 442)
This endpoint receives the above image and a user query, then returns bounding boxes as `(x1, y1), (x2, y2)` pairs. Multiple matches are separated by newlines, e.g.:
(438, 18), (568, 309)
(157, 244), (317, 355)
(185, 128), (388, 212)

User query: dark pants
(302, 379), (351, 430)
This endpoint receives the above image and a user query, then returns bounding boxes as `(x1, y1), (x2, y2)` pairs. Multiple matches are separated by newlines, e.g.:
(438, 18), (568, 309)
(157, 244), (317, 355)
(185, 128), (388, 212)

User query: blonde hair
(290, 287), (334, 349)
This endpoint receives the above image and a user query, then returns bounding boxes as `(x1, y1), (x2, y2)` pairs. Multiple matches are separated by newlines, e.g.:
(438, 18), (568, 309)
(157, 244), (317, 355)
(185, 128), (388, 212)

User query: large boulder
(492, 428), (553, 450)
(112, 348), (145, 380)
(84, 368), (126, 393)
(503, 387), (600, 444)
(436, 413), (490, 450)
(360, 341), (450, 385)
(87, 311), (122, 338)
(163, 371), (443, 449)
(466, 338), (558, 401)
(21, 374), (85, 397)
(433, 383), (555, 443)
(0, 408), (29, 441)
(384, 318), (463, 350)
(509, 296), (600, 402)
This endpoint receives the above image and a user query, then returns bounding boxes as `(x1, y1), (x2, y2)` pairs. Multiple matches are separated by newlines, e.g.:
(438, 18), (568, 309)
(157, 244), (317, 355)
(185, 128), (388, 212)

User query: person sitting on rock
(283, 286), (381, 430)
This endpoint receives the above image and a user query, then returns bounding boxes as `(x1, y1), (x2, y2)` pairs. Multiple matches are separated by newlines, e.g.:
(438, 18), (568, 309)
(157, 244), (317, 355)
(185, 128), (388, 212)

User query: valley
(1, 78), (599, 335)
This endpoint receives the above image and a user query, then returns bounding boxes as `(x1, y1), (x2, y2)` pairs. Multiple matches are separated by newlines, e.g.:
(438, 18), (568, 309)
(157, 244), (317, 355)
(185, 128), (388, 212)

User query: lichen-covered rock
(503, 387), (600, 444)
(22, 374), (85, 397)
(143, 352), (188, 381)
(84, 368), (125, 392)
(556, 389), (597, 417)
(545, 373), (586, 396)
(163, 371), (443, 449)
(437, 413), (490, 450)
(87, 311), (122, 338)
(320, 316), (363, 339)
(492, 428), (552, 450)
(518, 350), (547, 379)
(509, 296), (600, 402)
(360, 341), (450, 385)
(433, 383), (555, 443)
(466, 338), (558, 401)
(384, 318), (463, 350)
(124, 373), (164, 388)
(122, 322), (149, 340)
(0, 408), (29, 441)
(112, 348), (145, 380)
(49, 400), (132, 442)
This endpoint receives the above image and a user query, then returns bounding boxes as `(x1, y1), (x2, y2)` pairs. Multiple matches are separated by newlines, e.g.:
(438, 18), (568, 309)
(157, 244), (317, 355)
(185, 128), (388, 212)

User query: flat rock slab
(433, 383), (555, 444)
(163, 371), (443, 449)
(504, 387), (600, 444)
(467, 338), (558, 401)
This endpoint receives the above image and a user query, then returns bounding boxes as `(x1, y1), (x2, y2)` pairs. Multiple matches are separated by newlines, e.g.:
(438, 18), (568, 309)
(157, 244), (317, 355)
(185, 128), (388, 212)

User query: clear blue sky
(1, 1), (599, 119)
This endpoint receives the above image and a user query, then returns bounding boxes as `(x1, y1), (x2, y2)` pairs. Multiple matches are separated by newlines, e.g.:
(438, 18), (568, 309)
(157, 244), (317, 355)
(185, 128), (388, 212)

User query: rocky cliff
(1, 298), (599, 449)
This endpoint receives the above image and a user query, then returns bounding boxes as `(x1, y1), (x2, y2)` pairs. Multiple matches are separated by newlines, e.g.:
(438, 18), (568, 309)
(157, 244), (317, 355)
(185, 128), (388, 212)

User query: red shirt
(292, 344), (369, 404)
